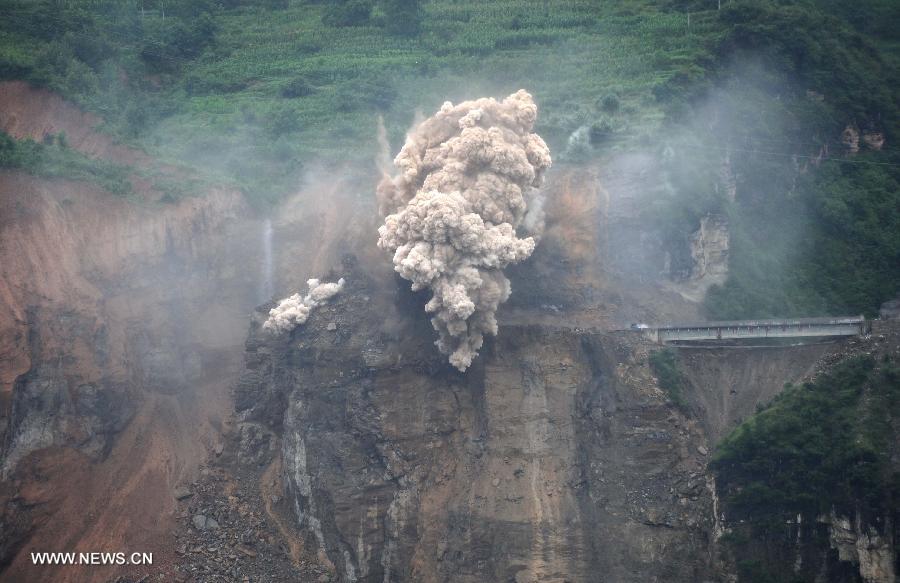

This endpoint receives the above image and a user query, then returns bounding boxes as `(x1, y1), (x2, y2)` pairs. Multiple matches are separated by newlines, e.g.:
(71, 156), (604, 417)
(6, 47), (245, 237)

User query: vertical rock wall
(236, 268), (721, 582)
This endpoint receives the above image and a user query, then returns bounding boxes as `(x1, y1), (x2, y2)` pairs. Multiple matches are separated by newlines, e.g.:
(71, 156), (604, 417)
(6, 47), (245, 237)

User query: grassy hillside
(0, 0), (897, 317)
(0, 0), (720, 202)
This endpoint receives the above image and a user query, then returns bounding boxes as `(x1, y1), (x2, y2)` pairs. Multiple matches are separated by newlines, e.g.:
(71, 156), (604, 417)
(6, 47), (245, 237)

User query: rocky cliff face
(223, 275), (900, 583)
(824, 511), (896, 583)
(0, 168), (263, 581)
(232, 261), (722, 583)
(0, 80), (274, 581)
(661, 215), (730, 304)
(688, 216), (729, 284)
(0, 172), (256, 470)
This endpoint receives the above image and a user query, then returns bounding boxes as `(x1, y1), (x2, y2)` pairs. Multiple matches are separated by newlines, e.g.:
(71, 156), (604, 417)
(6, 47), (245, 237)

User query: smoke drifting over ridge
(377, 90), (551, 371)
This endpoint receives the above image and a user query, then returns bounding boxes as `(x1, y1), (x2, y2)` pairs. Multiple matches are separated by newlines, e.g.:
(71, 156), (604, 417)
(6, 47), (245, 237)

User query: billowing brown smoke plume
(377, 90), (551, 371)
(263, 278), (345, 333)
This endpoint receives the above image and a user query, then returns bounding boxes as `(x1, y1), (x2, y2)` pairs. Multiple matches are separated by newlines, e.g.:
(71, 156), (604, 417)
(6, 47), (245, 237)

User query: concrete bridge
(642, 316), (866, 344)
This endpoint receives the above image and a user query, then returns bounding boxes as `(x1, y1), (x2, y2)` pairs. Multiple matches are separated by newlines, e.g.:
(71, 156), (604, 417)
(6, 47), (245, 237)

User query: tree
(382, 0), (421, 37)
(322, 0), (373, 27)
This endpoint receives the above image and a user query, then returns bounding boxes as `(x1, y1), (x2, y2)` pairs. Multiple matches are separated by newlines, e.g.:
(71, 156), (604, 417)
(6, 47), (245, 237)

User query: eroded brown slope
(0, 169), (261, 581)
(0, 82), (263, 582)
(0, 81), (151, 166)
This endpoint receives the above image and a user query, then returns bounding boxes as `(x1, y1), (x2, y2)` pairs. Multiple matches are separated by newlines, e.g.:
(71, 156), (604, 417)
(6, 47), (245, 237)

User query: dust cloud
(263, 278), (346, 333)
(377, 90), (551, 370)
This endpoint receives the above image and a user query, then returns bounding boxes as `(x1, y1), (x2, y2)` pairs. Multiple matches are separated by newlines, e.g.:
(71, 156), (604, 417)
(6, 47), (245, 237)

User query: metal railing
(640, 316), (866, 344)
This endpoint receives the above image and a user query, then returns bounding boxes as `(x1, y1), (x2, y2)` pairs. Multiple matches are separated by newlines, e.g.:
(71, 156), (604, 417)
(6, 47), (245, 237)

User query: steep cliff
(231, 262), (720, 583)
(0, 168), (264, 581)
(0, 82), (268, 581)
(206, 174), (897, 583)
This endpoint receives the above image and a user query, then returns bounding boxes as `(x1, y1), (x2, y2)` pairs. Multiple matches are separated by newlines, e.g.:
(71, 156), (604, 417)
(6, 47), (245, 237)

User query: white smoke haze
(263, 277), (346, 334)
(377, 90), (552, 371)
(563, 125), (591, 160)
(376, 114), (392, 179)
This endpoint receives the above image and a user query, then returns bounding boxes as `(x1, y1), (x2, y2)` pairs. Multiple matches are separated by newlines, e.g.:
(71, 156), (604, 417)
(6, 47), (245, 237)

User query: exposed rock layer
(0, 170), (261, 582)
(236, 267), (720, 582)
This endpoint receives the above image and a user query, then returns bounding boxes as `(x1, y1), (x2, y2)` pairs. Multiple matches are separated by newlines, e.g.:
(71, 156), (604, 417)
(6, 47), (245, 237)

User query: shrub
(598, 93), (620, 113)
(280, 76), (316, 98)
(588, 119), (613, 145)
(322, 0), (374, 27)
(383, 0), (422, 36)
(649, 348), (688, 409)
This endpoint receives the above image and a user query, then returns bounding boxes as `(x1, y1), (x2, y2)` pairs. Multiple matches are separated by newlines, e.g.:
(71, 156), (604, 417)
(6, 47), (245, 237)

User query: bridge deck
(644, 316), (865, 344)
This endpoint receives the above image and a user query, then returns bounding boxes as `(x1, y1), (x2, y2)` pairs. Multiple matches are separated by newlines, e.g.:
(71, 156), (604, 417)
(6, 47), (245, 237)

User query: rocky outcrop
(842, 125), (861, 154)
(235, 262), (721, 582)
(824, 511), (896, 583)
(839, 124), (886, 155)
(2, 321), (133, 474)
(0, 171), (256, 473)
(661, 214), (729, 304)
(862, 131), (885, 151)
(880, 294), (900, 320)
(689, 215), (729, 283)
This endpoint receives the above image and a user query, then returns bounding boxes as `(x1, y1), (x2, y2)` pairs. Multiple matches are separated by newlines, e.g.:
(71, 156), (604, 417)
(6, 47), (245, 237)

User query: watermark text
(31, 552), (153, 566)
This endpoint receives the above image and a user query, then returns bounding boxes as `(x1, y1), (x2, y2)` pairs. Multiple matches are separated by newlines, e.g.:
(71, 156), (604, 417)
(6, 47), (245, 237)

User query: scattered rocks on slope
(174, 486), (193, 501)
(172, 453), (331, 583)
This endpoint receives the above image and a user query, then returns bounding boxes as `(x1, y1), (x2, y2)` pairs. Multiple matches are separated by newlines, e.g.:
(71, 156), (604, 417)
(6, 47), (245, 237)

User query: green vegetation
(704, 156), (900, 319)
(382, 0), (422, 37)
(612, 0), (900, 320)
(711, 355), (900, 581)
(0, 0), (897, 315)
(0, 0), (720, 204)
(0, 131), (132, 195)
(322, 0), (375, 27)
(692, 2), (900, 319)
(649, 348), (688, 409)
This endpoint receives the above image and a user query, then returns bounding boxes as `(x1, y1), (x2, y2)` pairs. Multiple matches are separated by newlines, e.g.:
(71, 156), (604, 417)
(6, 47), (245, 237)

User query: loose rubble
(168, 458), (331, 583)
